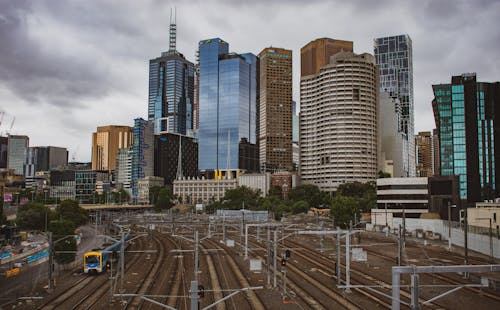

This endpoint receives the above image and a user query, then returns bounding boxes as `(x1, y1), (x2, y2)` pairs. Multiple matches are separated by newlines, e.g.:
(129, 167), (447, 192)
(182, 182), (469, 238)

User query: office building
(300, 47), (378, 192)
(432, 73), (500, 202)
(7, 135), (29, 175)
(148, 21), (195, 135)
(173, 177), (238, 204)
(75, 170), (109, 203)
(0, 136), (7, 168)
(154, 133), (198, 187)
(432, 128), (440, 176)
(115, 147), (133, 194)
(198, 38), (258, 172)
(378, 92), (405, 177)
(91, 125), (132, 171)
(137, 176), (164, 204)
(416, 131), (433, 177)
(131, 118), (154, 201)
(301, 38), (353, 77)
(374, 34), (415, 177)
(49, 170), (76, 200)
(258, 47), (293, 172)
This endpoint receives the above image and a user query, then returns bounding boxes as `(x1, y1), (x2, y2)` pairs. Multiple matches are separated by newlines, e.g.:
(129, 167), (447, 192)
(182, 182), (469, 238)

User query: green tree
(16, 202), (52, 230)
(288, 184), (329, 209)
(378, 170), (392, 178)
(112, 189), (130, 204)
(289, 200), (310, 215)
(268, 186), (283, 199)
(55, 200), (88, 227)
(149, 186), (163, 204)
(154, 188), (174, 212)
(49, 220), (77, 264)
(221, 186), (261, 210)
(330, 195), (360, 228)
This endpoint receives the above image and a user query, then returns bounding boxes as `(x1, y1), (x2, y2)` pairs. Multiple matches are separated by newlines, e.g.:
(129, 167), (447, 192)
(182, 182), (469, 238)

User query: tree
(49, 220), (77, 264)
(149, 186), (163, 205)
(55, 200), (88, 227)
(16, 202), (52, 230)
(378, 170), (392, 178)
(154, 188), (174, 212)
(221, 186), (261, 210)
(330, 195), (360, 228)
(268, 186), (283, 199)
(112, 189), (130, 204)
(289, 200), (310, 215)
(288, 184), (329, 209)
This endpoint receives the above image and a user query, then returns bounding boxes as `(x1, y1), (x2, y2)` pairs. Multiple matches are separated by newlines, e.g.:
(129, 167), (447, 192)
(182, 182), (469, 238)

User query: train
(83, 239), (124, 274)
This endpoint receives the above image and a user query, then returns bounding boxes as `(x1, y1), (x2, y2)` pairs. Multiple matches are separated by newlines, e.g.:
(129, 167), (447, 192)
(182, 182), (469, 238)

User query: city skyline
(1, 0), (499, 161)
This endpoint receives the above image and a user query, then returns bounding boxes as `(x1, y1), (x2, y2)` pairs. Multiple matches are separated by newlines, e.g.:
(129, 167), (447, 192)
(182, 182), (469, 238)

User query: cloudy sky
(1, 0), (499, 162)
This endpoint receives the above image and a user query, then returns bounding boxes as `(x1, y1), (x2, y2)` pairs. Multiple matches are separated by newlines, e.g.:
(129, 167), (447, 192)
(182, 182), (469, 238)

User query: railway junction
(2, 210), (500, 310)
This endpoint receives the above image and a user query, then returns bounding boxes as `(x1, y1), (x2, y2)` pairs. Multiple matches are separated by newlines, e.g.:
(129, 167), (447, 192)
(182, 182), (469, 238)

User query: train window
(86, 256), (99, 264)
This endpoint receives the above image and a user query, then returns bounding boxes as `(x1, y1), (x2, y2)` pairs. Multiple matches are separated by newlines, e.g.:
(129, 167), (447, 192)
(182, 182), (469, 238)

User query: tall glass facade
(198, 38), (258, 171)
(131, 118), (154, 201)
(148, 51), (194, 135)
(432, 73), (499, 202)
(374, 35), (415, 177)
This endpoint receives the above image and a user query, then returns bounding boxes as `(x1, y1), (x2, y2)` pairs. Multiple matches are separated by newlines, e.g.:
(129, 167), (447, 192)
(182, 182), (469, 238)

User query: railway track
(203, 238), (265, 310)
(237, 233), (362, 309)
(37, 234), (148, 310)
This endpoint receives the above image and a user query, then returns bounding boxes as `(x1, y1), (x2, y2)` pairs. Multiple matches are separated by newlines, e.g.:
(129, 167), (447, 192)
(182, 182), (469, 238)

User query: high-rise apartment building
(258, 47), (293, 172)
(378, 92), (405, 177)
(374, 34), (415, 177)
(148, 17), (194, 135)
(300, 47), (378, 192)
(198, 38), (258, 172)
(91, 126), (132, 171)
(131, 118), (154, 201)
(7, 135), (29, 175)
(301, 38), (353, 77)
(432, 73), (500, 202)
(415, 131), (433, 177)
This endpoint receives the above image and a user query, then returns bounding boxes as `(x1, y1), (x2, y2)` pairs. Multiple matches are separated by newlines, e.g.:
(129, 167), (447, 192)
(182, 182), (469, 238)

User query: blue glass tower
(148, 19), (194, 135)
(198, 38), (258, 171)
(432, 73), (500, 202)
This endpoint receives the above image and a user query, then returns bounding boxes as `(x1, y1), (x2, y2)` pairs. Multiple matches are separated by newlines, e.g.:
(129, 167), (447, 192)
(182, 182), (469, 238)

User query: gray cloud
(1, 0), (499, 161)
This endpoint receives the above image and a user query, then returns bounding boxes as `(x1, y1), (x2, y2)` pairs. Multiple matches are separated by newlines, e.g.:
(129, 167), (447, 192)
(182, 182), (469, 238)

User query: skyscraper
(301, 38), (353, 77)
(258, 47), (293, 172)
(433, 74), (500, 202)
(432, 73), (500, 202)
(131, 118), (154, 201)
(116, 147), (133, 194)
(7, 135), (29, 175)
(374, 34), (415, 177)
(300, 47), (378, 192)
(91, 126), (132, 171)
(0, 136), (8, 168)
(415, 131), (433, 177)
(198, 38), (258, 172)
(148, 15), (194, 135)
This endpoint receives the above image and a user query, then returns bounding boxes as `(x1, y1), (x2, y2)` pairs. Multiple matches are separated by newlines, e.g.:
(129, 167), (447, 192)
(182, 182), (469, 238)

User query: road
(0, 225), (102, 308)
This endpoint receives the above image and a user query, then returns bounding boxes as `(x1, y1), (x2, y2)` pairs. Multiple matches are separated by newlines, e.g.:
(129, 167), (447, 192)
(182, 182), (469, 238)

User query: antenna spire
(169, 7), (177, 52)
(176, 135), (183, 180)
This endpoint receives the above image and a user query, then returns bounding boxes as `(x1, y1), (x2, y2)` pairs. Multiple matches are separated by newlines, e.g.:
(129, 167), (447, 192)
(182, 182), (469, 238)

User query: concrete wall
(390, 218), (500, 259)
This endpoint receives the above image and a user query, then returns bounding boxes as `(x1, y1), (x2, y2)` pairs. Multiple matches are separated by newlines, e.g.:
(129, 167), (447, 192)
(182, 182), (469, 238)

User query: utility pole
(273, 230), (277, 288)
(120, 231), (125, 292)
(266, 226), (271, 287)
(194, 230), (199, 282)
(346, 221), (351, 293)
(48, 232), (53, 291)
(336, 228), (341, 286)
(398, 224), (402, 266)
(448, 201), (452, 251)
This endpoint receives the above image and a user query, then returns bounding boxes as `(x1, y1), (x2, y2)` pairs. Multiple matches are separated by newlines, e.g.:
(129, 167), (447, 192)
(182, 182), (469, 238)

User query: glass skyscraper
(374, 34), (415, 177)
(131, 118), (154, 201)
(198, 38), (258, 171)
(432, 73), (500, 202)
(148, 49), (194, 135)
